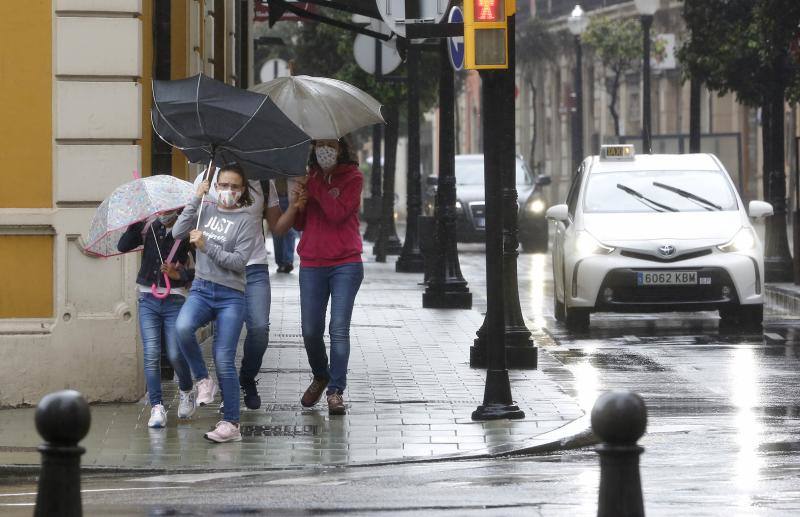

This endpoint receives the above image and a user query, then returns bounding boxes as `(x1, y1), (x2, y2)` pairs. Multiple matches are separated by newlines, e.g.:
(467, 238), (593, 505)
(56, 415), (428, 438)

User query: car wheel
(565, 305), (590, 331)
(554, 287), (565, 322)
(719, 304), (763, 330)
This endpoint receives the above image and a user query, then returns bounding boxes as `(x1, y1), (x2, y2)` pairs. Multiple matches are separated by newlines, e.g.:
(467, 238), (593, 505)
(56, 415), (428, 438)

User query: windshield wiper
(616, 183), (678, 213)
(652, 181), (722, 211)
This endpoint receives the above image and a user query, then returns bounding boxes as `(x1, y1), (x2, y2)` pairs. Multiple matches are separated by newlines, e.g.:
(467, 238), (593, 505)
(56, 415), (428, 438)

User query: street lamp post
(635, 0), (658, 154)
(568, 5), (588, 174)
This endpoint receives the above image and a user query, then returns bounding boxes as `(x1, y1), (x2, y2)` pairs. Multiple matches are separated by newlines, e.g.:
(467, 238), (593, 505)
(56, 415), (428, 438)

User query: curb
(0, 416), (594, 480)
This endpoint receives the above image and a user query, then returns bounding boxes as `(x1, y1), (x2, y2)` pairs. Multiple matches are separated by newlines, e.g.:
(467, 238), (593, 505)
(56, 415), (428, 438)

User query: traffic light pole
(470, 10), (537, 370)
(471, 8), (525, 422)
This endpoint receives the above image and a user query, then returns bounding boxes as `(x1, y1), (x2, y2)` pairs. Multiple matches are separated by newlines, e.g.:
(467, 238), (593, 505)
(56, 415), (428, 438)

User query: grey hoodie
(173, 195), (258, 292)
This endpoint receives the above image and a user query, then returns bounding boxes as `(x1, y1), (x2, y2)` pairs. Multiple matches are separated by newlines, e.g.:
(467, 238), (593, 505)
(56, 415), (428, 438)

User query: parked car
(424, 154), (551, 252)
(546, 144), (772, 331)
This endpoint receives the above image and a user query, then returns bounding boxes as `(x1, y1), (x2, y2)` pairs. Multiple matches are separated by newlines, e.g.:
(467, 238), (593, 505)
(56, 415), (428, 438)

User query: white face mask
(158, 212), (178, 226)
(315, 145), (338, 170)
(217, 189), (242, 208)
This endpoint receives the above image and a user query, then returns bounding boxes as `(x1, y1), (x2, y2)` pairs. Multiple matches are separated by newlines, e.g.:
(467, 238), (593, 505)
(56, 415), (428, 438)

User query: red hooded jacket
(294, 163), (363, 267)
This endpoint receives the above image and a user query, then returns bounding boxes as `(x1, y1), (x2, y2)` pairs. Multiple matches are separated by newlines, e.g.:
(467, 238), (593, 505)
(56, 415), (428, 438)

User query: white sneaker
(204, 420), (242, 443)
(196, 377), (218, 406)
(177, 389), (197, 419)
(148, 404), (167, 428)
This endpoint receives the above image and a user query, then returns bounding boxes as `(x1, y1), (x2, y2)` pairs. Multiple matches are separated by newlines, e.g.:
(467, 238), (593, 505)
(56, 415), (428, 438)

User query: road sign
(259, 58), (289, 83)
(376, 0), (450, 38)
(447, 6), (464, 71)
(354, 35), (402, 75)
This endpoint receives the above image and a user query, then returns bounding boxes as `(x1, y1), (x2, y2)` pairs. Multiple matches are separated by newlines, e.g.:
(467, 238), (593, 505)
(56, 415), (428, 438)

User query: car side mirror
(536, 175), (551, 187)
(425, 175), (439, 187)
(546, 204), (569, 222)
(748, 200), (773, 219)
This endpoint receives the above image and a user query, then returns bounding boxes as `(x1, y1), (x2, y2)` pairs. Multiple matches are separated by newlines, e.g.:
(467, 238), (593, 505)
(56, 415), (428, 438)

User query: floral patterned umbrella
(84, 174), (195, 257)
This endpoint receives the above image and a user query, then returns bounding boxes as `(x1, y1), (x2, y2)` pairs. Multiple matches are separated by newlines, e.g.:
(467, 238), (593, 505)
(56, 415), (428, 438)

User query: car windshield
(583, 170), (738, 213)
(455, 158), (532, 186)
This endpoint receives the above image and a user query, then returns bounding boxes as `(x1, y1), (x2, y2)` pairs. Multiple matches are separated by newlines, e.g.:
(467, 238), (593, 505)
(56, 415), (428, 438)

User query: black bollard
(34, 390), (91, 517)
(591, 391), (647, 517)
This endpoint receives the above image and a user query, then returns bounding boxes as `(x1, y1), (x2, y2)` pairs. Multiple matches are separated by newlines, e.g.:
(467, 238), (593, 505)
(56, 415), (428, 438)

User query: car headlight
(455, 200), (462, 210)
(574, 231), (614, 256)
(526, 198), (546, 214)
(718, 227), (757, 252)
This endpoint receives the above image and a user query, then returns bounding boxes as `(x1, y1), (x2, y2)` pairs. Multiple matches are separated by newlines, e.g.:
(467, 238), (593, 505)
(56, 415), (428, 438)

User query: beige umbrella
(249, 75), (384, 140)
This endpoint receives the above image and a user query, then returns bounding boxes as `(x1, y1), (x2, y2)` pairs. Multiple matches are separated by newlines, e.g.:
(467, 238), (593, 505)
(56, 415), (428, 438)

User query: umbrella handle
(195, 156), (215, 230)
(150, 273), (171, 299)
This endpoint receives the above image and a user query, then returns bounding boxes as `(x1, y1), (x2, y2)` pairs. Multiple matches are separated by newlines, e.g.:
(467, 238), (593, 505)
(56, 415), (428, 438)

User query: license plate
(474, 217), (485, 228)
(636, 271), (698, 286)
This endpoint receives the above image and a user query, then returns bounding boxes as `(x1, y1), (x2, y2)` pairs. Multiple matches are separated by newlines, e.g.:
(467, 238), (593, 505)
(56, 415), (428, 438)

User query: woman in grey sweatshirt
(173, 163), (259, 443)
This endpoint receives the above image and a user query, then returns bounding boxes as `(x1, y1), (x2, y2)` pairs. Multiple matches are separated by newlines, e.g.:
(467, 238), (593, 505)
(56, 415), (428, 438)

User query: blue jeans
(138, 293), (193, 406)
(240, 264), (271, 382)
(272, 195), (297, 267)
(176, 279), (245, 423)
(299, 262), (364, 393)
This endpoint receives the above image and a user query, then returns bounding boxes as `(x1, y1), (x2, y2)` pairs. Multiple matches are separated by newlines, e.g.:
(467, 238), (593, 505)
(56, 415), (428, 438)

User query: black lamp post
(469, 11), (537, 370)
(396, 43), (426, 273)
(568, 5), (588, 173)
(423, 38), (472, 309)
(635, 0), (658, 154)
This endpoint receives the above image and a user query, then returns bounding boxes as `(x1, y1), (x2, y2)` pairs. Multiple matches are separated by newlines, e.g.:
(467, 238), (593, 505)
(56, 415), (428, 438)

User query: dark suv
(424, 154), (551, 252)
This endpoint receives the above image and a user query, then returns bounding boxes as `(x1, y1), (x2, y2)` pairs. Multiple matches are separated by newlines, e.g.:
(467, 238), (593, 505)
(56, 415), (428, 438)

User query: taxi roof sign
(600, 144), (635, 161)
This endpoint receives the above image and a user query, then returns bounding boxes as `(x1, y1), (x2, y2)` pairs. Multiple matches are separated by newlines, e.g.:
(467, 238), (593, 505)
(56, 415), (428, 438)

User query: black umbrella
(151, 74), (312, 180)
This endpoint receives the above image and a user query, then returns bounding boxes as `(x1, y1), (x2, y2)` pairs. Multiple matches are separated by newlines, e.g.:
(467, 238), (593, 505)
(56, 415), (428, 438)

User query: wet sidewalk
(0, 256), (584, 472)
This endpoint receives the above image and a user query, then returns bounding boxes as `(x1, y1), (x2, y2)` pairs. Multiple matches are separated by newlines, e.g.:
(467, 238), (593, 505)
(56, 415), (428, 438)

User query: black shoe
(240, 376), (261, 410)
(277, 264), (294, 274)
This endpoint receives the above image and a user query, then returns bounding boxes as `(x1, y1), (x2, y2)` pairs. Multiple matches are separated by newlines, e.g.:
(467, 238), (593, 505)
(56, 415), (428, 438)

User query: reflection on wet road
(463, 246), (800, 515)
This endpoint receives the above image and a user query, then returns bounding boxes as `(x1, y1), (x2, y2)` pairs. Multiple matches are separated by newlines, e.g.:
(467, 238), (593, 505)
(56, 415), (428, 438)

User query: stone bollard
(34, 390), (91, 517)
(591, 391), (648, 517)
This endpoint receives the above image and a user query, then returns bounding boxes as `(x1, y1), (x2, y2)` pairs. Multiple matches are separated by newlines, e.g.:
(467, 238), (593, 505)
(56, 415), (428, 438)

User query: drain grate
(263, 403), (302, 412)
(259, 368), (309, 374)
(0, 445), (38, 453)
(376, 399), (479, 405)
(240, 424), (318, 437)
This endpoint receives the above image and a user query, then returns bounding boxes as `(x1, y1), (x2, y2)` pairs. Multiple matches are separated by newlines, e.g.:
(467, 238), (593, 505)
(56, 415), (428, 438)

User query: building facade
(0, 0), (241, 407)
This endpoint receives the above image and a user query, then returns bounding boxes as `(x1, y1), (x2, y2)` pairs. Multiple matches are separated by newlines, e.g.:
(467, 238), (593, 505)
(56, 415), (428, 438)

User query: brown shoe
(301, 376), (328, 407)
(327, 391), (346, 415)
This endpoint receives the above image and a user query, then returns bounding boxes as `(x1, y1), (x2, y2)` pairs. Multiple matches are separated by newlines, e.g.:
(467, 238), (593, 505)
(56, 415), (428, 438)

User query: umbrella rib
(151, 92), (212, 157)
(225, 95), (270, 143)
(222, 138), (311, 155)
(195, 75), (212, 148)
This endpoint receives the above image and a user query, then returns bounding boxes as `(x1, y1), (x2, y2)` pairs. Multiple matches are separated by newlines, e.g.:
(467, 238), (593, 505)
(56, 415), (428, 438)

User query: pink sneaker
(204, 420), (242, 443)
(196, 377), (218, 406)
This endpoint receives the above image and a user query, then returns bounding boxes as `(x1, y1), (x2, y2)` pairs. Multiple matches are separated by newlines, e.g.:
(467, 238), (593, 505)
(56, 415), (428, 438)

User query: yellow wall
(0, 0), (52, 208)
(0, 236), (54, 318)
(140, 1), (154, 177)
(171, 0), (190, 180)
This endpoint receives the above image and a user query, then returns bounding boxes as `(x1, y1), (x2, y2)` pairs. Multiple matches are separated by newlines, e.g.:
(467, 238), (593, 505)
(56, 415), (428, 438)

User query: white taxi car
(546, 145), (773, 331)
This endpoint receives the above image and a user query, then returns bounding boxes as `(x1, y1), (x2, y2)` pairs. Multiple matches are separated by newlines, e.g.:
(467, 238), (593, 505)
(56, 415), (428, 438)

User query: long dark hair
(217, 163), (253, 207)
(307, 137), (359, 169)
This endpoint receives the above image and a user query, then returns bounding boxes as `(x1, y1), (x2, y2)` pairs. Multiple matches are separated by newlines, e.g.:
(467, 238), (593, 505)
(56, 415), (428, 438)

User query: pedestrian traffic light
(464, 0), (513, 70)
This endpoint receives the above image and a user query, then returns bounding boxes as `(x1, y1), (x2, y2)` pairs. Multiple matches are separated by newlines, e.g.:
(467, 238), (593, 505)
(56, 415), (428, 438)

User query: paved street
(2, 243), (800, 515)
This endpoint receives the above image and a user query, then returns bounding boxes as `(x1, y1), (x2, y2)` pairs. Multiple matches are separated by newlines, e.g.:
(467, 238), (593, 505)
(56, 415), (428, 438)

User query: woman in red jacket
(293, 138), (364, 415)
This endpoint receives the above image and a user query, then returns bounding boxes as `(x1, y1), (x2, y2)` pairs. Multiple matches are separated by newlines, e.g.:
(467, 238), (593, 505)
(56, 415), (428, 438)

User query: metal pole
(572, 34), (584, 172)
(376, 105), (403, 261)
(396, 44), (426, 273)
(472, 12), (525, 421)
(470, 10), (537, 370)
(364, 38), (385, 243)
(689, 76), (701, 153)
(763, 95), (794, 282)
(423, 38), (472, 309)
(641, 15), (653, 154)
